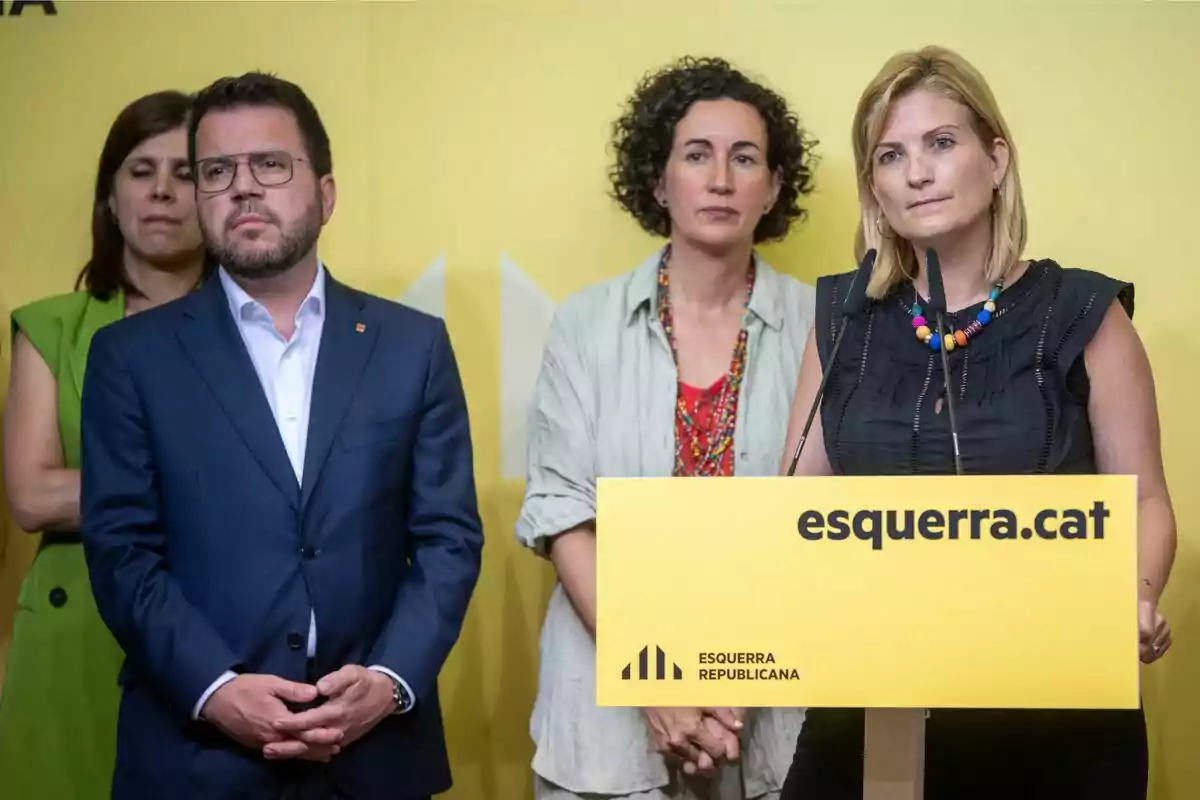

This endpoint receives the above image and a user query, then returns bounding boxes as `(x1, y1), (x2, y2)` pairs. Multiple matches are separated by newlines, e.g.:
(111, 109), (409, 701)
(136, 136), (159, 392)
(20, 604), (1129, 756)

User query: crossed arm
(4, 331), (81, 534)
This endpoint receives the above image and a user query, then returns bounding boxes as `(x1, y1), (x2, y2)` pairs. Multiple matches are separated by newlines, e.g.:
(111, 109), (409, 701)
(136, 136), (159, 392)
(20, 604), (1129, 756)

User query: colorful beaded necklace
(909, 279), (1004, 352)
(656, 249), (755, 477)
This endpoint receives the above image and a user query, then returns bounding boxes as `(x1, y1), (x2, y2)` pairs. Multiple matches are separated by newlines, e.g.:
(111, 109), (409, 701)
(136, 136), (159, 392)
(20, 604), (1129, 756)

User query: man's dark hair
(188, 71), (332, 177)
(609, 56), (819, 244)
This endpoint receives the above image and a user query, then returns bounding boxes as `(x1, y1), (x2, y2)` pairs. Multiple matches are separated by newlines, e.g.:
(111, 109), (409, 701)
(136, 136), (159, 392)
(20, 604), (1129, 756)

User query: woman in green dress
(0, 89), (211, 799)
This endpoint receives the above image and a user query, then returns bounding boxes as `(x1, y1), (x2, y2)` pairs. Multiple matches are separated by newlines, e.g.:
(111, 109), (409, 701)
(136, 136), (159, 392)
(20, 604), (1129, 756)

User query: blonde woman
(778, 45), (1174, 799)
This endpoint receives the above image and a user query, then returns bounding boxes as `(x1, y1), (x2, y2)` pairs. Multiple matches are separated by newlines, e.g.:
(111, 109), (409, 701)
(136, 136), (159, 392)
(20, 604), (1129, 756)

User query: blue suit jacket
(79, 272), (484, 800)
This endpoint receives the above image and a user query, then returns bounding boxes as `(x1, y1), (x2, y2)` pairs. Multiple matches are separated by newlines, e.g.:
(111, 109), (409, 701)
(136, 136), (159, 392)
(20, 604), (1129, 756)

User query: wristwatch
(387, 674), (413, 714)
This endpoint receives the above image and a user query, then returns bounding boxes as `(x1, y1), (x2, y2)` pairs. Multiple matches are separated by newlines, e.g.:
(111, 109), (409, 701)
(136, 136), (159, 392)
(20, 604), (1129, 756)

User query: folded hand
(265, 665), (395, 760)
(201, 674), (341, 762)
(642, 706), (743, 777)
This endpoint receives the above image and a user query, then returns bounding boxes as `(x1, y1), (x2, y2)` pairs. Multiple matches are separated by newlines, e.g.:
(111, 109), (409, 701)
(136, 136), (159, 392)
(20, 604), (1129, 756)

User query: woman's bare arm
(3, 331), (80, 533)
(780, 327), (833, 478)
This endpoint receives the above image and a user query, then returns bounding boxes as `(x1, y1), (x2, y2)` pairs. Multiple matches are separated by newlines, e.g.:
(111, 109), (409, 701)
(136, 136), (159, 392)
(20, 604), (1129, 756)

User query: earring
(659, 198), (668, 207)
(874, 215), (896, 240)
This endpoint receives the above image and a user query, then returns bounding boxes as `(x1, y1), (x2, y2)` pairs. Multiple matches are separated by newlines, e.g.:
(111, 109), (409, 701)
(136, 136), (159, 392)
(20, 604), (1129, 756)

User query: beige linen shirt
(515, 246), (816, 797)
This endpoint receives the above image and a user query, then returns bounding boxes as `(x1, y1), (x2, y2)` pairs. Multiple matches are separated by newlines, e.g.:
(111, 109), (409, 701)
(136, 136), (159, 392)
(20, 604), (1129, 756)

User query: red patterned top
(675, 379), (738, 477)
(656, 245), (754, 478)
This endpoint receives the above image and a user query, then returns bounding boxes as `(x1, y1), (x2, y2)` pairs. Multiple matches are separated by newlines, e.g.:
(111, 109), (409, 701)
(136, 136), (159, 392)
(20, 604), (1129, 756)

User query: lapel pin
(355, 323), (366, 333)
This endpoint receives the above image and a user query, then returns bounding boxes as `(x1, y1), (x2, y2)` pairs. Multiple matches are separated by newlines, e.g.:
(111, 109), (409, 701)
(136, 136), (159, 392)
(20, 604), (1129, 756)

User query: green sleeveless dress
(0, 288), (126, 800)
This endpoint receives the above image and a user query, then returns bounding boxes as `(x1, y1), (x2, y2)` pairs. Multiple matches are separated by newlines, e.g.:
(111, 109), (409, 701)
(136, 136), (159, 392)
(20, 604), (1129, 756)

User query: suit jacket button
(48, 587), (67, 608)
(300, 546), (317, 560)
(287, 632), (304, 650)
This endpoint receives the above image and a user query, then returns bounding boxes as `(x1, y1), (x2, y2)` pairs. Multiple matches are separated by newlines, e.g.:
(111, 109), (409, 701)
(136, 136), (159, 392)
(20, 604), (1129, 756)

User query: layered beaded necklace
(656, 249), (754, 477)
(910, 278), (1004, 352)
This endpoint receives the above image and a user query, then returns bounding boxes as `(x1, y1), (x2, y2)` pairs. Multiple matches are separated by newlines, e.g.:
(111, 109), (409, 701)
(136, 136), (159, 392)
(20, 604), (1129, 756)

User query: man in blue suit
(79, 72), (484, 800)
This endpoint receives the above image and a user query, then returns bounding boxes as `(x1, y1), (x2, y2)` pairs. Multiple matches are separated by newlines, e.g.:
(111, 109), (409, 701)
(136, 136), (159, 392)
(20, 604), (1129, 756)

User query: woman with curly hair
(515, 56), (819, 800)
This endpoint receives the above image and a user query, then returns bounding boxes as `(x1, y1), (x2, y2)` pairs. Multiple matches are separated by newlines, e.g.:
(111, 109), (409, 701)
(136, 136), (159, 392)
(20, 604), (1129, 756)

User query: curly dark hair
(609, 56), (819, 244)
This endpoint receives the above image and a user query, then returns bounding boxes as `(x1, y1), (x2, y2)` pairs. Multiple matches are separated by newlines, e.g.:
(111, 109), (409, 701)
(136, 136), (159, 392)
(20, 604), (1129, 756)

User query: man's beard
(207, 203), (322, 280)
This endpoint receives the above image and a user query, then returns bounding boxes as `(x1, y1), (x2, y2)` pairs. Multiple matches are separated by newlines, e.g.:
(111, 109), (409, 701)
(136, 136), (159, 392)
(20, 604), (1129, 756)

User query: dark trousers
(280, 791), (429, 800)
(279, 789), (429, 800)
(781, 706), (1148, 800)
(278, 785), (346, 800)
(277, 773), (430, 800)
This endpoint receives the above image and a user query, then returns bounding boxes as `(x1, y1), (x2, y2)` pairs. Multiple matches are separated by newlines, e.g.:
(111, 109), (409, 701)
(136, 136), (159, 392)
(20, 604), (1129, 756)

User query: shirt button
(48, 587), (68, 608)
(300, 546), (317, 560)
(286, 631), (304, 650)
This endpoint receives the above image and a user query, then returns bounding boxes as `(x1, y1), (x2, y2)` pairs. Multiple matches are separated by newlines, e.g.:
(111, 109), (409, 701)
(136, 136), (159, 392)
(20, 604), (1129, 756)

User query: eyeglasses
(194, 150), (308, 193)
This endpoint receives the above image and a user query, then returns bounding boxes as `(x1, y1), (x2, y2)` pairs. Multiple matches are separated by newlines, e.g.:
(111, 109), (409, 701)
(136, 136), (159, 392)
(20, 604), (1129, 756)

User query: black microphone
(785, 248), (877, 477)
(924, 247), (964, 476)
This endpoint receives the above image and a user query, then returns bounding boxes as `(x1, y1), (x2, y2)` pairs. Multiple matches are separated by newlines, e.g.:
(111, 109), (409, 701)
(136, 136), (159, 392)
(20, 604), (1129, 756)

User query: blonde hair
(851, 46), (1027, 299)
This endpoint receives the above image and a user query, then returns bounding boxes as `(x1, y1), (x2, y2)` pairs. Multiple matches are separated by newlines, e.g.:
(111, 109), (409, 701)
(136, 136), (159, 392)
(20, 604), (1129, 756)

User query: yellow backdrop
(1, 1), (1195, 798)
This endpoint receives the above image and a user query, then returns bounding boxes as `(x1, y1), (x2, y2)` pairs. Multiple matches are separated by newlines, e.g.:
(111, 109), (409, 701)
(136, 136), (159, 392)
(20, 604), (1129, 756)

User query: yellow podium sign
(595, 475), (1140, 710)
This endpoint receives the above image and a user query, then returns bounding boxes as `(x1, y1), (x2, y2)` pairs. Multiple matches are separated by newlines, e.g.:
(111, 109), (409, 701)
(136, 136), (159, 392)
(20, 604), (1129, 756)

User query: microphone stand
(934, 308), (963, 477)
(785, 249), (876, 477)
(925, 247), (963, 476)
(786, 318), (847, 478)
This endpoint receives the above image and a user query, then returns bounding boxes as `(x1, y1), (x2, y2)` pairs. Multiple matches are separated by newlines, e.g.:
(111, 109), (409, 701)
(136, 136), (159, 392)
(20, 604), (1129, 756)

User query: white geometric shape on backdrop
(396, 252), (446, 319)
(500, 253), (557, 480)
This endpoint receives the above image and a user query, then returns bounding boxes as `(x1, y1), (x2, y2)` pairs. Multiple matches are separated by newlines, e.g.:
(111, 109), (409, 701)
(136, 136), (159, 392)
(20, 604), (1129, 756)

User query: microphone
(924, 247), (964, 476)
(785, 248), (877, 477)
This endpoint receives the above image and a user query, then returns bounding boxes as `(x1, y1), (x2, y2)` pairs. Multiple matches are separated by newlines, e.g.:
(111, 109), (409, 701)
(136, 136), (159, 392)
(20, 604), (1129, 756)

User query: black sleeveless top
(815, 259), (1134, 477)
